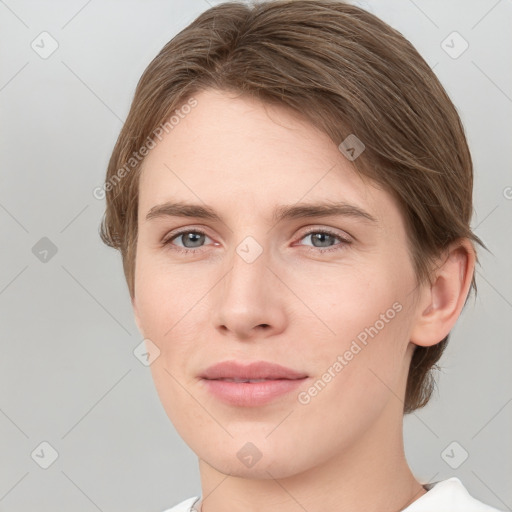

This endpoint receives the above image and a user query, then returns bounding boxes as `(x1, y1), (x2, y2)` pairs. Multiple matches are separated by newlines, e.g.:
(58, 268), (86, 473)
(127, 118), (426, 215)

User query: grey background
(0, 0), (511, 510)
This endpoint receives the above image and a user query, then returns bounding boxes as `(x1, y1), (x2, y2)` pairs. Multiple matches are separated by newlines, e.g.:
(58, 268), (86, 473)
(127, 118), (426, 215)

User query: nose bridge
(225, 233), (269, 300)
(211, 230), (280, 335)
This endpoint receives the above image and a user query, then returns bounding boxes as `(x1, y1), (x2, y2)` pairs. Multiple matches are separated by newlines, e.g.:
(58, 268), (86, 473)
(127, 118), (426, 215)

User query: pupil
(313, 233), (332, 247)
(184, 232), (204, 248)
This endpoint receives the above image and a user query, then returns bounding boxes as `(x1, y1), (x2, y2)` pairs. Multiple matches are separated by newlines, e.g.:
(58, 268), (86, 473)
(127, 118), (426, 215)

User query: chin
(201, 452), (305, 480)
(195, 434), (315, 480)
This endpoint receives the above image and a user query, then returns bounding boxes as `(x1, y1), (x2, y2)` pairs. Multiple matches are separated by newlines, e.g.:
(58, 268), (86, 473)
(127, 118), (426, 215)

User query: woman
(99, 1), (503, 510)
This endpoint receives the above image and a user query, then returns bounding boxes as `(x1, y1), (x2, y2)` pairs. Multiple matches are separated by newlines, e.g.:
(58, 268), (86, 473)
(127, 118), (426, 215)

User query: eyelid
(162, 223), (351, 240)
(298, 225), (352, 242)
(161, 226), (211, 246)
(293, 227), (352, 253)
(161, 224), (353, 254)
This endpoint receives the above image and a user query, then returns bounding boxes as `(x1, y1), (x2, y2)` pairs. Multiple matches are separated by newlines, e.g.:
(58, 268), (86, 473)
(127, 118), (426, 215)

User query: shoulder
(404, 477), (506, 512)
(160, 496), (201, 512)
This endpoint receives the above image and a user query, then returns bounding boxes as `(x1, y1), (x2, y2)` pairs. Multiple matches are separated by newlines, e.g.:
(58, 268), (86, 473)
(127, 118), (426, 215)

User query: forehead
(137, 89), (395, 228)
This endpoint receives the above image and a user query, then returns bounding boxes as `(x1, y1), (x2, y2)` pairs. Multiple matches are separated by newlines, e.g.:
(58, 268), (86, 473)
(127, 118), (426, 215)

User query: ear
(410, 239), (476, 347)
(132, 295), (144, 337)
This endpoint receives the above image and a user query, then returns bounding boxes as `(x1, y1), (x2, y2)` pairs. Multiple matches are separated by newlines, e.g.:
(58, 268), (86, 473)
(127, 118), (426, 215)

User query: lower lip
(201, 378), (308, 407)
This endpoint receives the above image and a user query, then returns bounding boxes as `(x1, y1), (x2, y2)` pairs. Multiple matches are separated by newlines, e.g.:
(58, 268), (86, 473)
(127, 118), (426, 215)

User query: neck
(196, 402), (427, 512)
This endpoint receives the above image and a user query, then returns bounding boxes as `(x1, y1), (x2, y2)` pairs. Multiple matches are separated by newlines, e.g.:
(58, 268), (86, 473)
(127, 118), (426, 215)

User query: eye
(161, 227), (351, 255)
(162, 229), (212, 254)
(297, 228), (351, 253)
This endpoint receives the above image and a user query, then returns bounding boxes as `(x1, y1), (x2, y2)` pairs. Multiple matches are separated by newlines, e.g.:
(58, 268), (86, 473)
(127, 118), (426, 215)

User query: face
(133, 88), (423, 479)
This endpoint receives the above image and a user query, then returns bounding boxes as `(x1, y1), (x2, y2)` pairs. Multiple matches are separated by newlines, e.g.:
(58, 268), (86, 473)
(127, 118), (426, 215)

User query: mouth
(200, 360), (308, 380)
(212, 378), (285, 383)
(199, 360), (309, 407)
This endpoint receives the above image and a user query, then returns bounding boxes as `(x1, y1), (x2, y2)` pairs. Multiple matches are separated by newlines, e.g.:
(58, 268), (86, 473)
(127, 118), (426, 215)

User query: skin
(132, 88), (475, 512)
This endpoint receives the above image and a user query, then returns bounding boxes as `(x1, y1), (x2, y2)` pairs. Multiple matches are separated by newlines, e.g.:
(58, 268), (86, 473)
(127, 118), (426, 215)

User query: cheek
(290, 263), (399, 342)
(294, 265), (411, 393)
(134, 255), (214, 378)
(134, 253), (188, 335)
(294, 311), (409, 445)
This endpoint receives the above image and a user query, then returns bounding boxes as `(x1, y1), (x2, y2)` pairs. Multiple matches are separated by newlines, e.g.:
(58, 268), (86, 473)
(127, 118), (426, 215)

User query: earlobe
(410, 240), (475, 347)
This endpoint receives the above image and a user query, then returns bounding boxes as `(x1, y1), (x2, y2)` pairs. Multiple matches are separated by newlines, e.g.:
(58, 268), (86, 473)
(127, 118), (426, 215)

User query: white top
(162, 477), (506, 512)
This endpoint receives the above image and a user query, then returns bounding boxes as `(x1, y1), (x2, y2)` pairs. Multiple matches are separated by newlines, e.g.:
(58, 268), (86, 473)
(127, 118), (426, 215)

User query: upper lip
(200, 360), (308, 380)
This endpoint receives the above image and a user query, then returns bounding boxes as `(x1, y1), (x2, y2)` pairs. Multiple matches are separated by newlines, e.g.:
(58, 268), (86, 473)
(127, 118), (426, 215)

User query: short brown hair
(99, 0), (485, 414)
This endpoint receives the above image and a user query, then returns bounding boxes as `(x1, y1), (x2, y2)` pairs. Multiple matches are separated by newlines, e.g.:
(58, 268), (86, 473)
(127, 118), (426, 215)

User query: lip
(200, 360), (308, 380)
(199, 360), (309, 407)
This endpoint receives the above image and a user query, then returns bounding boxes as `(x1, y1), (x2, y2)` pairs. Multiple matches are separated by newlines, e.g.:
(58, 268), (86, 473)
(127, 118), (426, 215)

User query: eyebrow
(145, 200), (377, 224)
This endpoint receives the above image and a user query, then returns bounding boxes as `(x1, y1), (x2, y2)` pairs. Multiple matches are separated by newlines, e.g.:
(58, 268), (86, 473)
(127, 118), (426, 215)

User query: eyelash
(161, 228), (351, 255)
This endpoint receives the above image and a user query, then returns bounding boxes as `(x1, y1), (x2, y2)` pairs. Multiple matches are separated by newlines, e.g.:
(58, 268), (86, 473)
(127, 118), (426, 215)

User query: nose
(211, 238), (286, 341)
